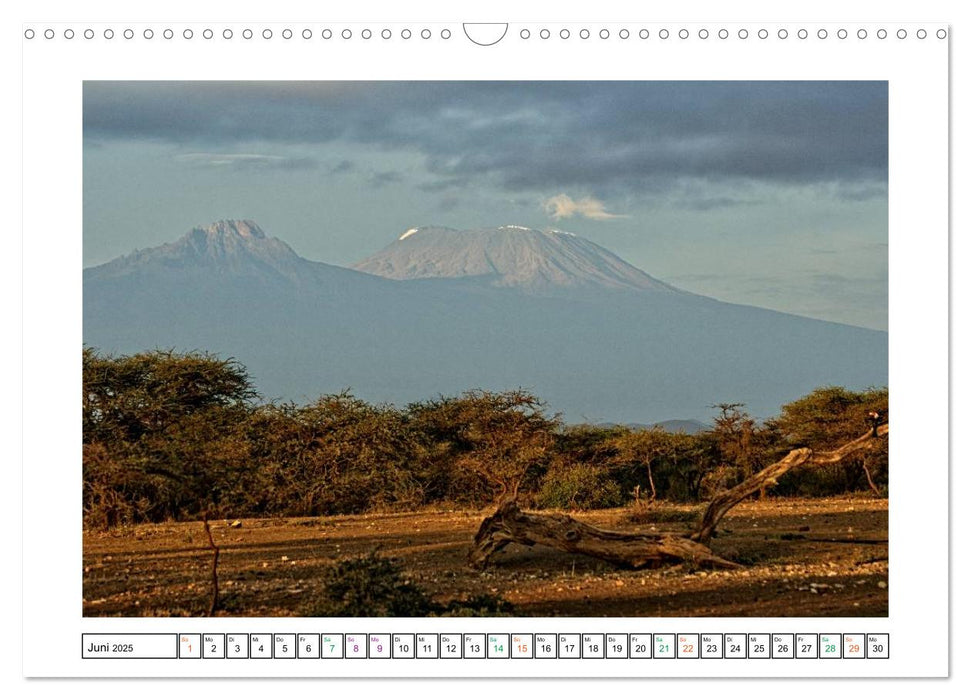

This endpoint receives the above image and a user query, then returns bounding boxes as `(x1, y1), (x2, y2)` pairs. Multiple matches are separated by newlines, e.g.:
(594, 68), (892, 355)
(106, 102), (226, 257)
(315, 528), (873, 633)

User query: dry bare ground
(83, 495), (888, 617)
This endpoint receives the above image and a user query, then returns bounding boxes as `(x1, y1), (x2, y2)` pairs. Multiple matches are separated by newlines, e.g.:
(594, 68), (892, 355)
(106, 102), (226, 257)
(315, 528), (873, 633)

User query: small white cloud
(542, 194), (627, 221)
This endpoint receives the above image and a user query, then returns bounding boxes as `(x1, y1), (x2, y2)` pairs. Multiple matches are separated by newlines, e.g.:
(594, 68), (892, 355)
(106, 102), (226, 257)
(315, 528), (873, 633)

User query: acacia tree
(82, 348), (257, 524)
(83, 347), (256, 443)
(409, 390), (558, 505)
(659, 430), (719, 502)
(609, 427), (671, 502)
(247, 393), (420, 515)
(771, 386), (888, 447)
(709, 403), (758, 482)
(768, 386), (889, 494)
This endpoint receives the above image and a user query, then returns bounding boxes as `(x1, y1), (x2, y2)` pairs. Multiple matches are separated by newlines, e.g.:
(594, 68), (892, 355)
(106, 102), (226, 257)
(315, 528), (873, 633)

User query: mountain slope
(84, 221), (888, 423)
(353, 225), (680, 295)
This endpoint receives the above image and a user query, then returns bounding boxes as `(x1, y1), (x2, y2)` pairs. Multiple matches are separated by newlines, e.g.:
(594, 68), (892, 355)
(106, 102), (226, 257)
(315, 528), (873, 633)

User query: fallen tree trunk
(469, 424), (887, 570)
(469, 499), (740, 570)
(691, 424), (888, 544)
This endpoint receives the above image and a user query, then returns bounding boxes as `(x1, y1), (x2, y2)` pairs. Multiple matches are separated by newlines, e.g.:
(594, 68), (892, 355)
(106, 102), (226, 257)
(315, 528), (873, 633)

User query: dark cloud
(367, 170), (404, 187)
(84, 81), (888, 195)
(416, 177), (470, 193)
(330, 159), (355, 173)
(671, 196), (760, 212)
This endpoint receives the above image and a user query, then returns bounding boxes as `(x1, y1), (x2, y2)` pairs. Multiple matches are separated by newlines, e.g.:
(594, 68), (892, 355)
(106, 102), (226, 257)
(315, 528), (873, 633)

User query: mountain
(84, 220), (888, 423)
(596, 420), (709, 434)
(653, 419), (709, 434)
(353, 225), (680, 295)
(88, 219), (386, 293)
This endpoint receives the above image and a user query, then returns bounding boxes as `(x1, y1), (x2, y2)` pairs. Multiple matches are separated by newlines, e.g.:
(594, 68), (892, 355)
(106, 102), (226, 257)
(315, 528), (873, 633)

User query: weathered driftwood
(469, 424), (888, 570)
(469, 499), (740, 570)
(691, 423), (888, 544)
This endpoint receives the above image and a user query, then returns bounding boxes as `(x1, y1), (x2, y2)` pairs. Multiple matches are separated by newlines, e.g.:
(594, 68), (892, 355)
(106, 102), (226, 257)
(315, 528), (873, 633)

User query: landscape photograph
(82, 81), (889, 617)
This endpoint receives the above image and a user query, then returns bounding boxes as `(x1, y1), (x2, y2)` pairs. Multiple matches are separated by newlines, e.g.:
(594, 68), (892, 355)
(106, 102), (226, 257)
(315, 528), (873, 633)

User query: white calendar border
(20, 17), (948, 679)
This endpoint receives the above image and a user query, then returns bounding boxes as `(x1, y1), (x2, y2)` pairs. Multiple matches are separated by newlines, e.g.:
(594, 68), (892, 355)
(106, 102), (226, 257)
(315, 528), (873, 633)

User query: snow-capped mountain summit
(353, 225), (680, 294)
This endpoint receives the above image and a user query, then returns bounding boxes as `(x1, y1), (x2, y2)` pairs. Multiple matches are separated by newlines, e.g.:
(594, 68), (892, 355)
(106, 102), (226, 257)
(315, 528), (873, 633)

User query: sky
(83, 81), (888, 330)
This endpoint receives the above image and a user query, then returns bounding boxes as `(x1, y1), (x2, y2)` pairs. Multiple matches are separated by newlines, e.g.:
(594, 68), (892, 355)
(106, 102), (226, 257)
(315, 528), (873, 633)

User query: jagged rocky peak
(196, 219), (267, 239)
(84, 219), (310, 281)
(172, 219), (302, 261)
(182, 219), (271, 252)
(354, 224), (680, 294)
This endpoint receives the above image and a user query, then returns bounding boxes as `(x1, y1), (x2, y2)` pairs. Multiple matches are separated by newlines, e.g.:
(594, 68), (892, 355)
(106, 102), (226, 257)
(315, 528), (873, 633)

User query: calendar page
(19, 2), (950, 682)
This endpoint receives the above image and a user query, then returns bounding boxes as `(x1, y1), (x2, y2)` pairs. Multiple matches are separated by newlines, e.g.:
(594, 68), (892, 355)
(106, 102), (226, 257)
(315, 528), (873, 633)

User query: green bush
(302, 552), (513, 617)
(535, 463), (625, 510)
(303, 552), (437, 617)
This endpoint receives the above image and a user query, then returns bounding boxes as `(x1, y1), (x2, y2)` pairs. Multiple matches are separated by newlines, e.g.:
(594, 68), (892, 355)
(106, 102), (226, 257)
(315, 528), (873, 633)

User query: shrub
(303, 552), (437, 617)
(535, 462), (625, 510)
(302, 552), (514, 617)
(440, 594), (515, 617)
